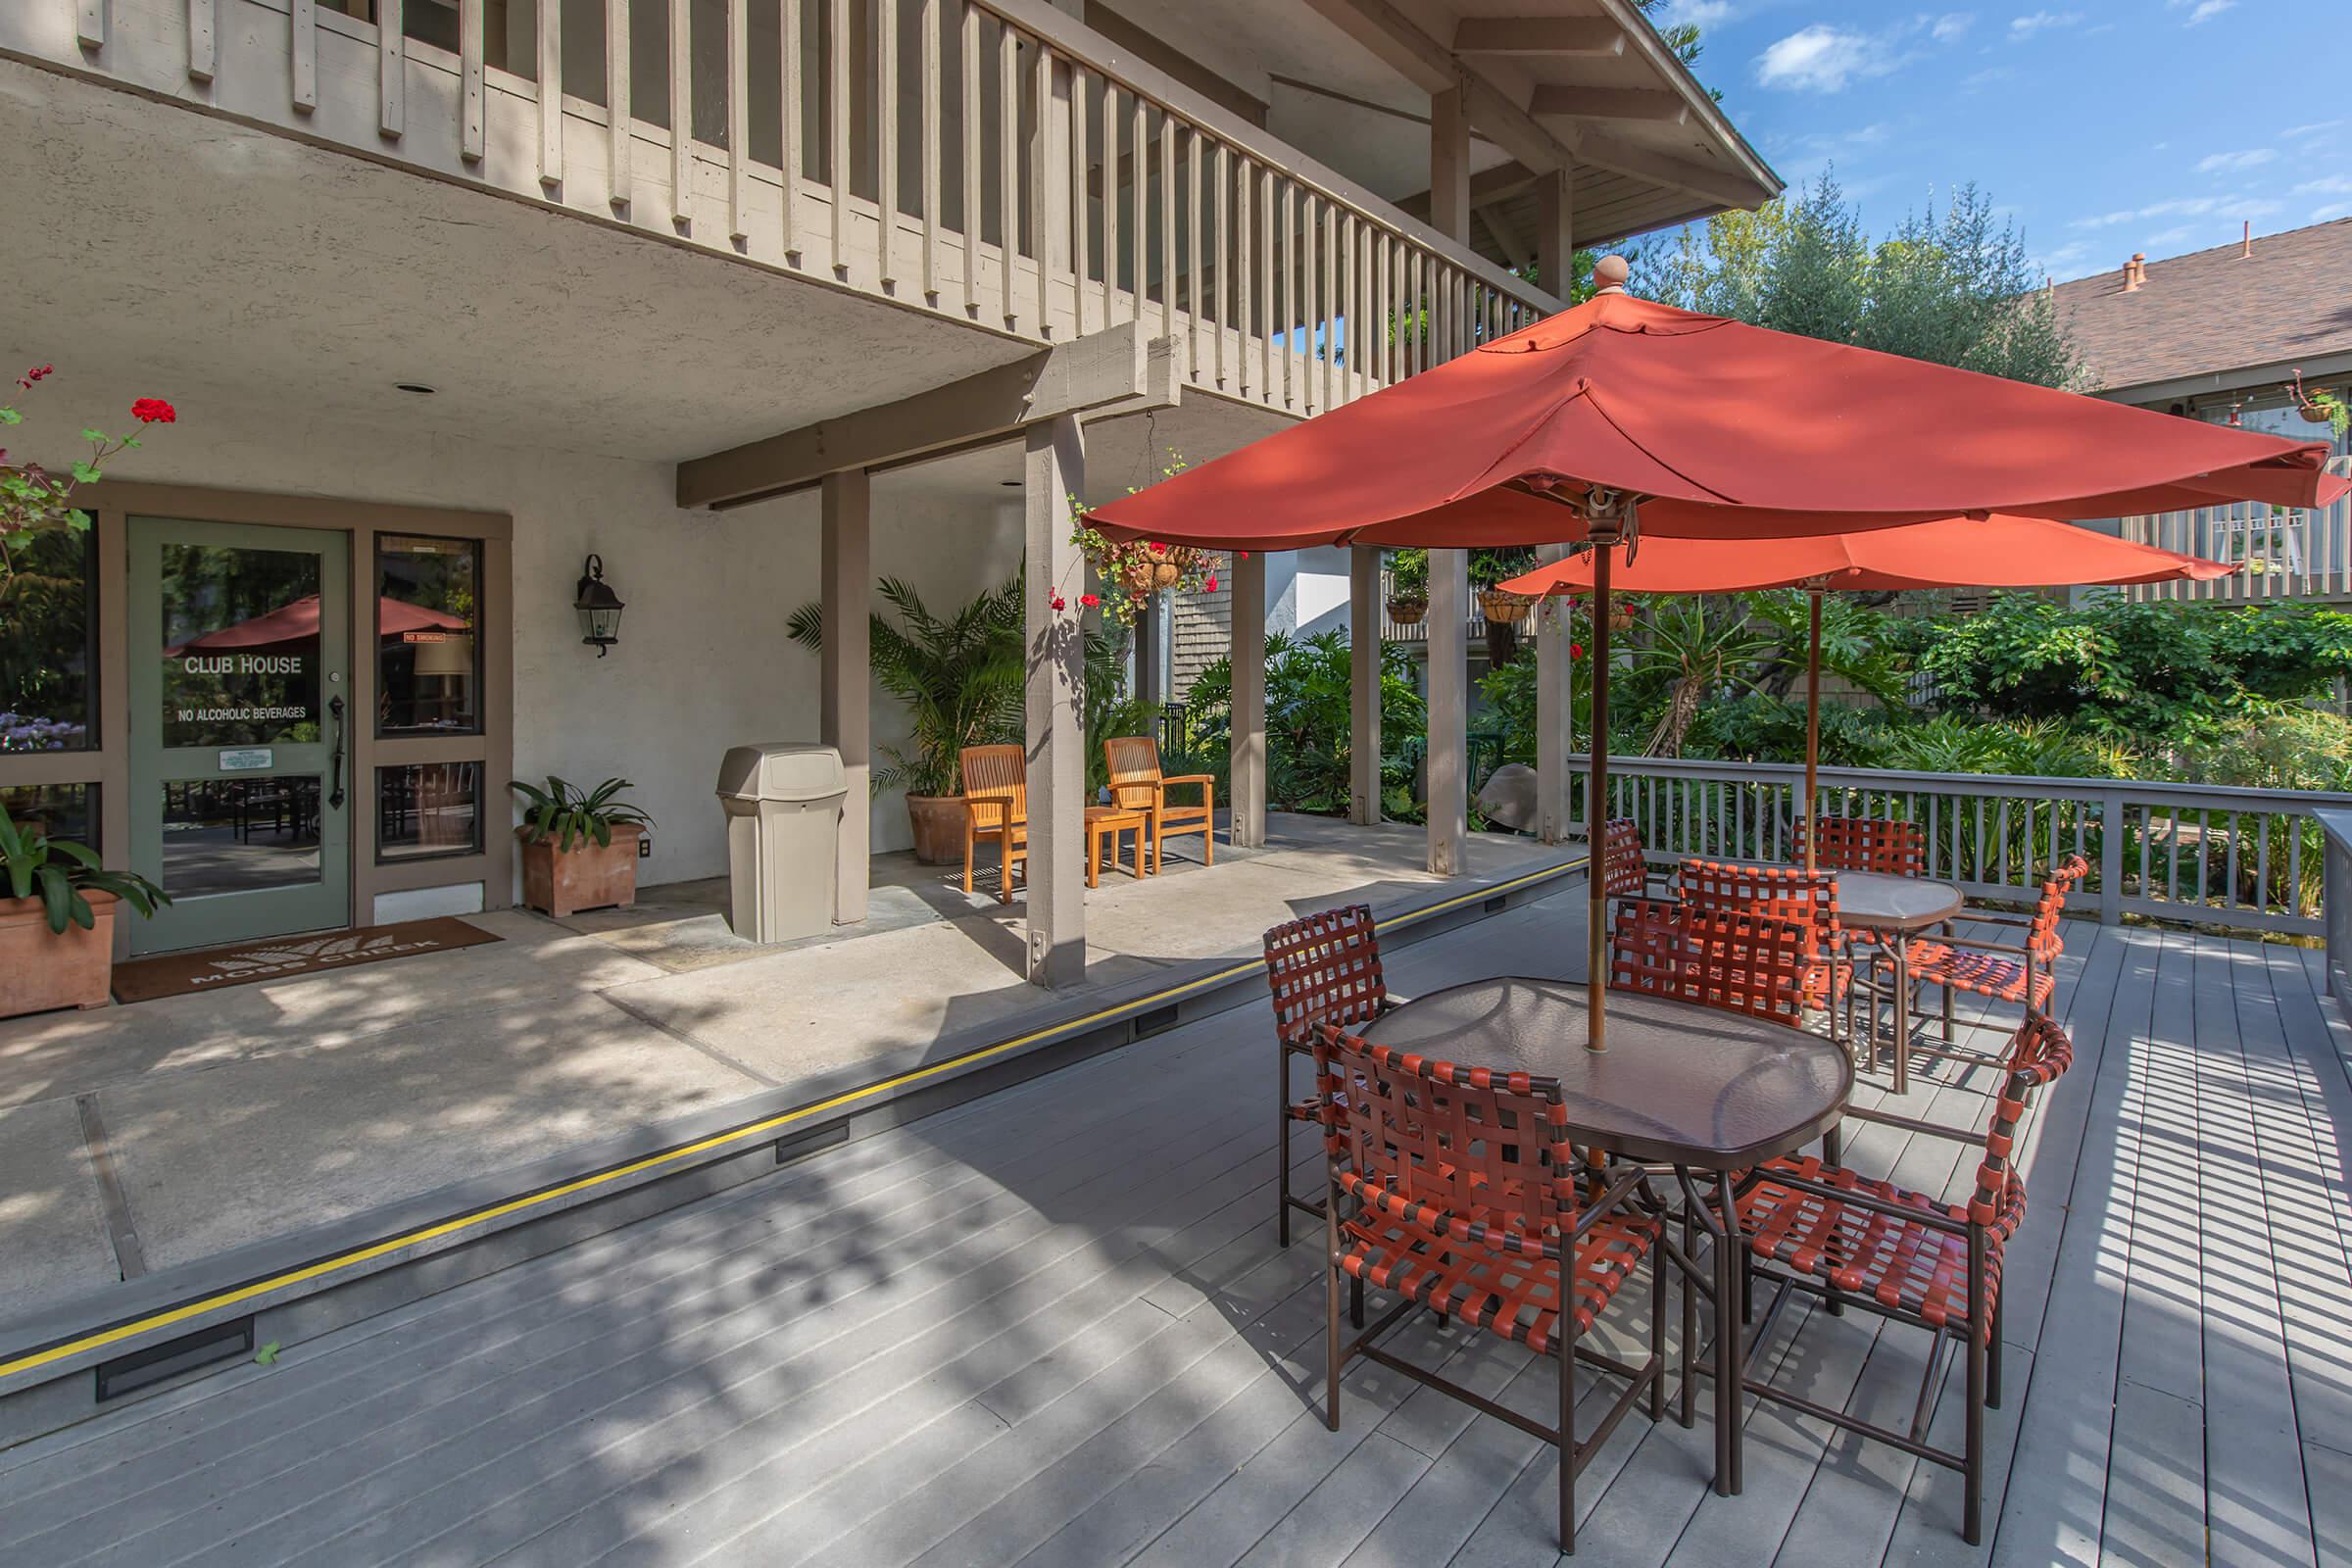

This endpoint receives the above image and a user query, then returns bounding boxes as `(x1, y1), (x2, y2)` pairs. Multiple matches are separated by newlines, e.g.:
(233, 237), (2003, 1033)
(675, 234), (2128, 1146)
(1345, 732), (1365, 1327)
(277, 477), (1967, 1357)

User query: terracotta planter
(1478, 588), (1532, 624)
(0, 890), (117, 1016)
(1387, 595), (1428, 625)
(906, 793), (966, 864)
(517, 821), (643, 917)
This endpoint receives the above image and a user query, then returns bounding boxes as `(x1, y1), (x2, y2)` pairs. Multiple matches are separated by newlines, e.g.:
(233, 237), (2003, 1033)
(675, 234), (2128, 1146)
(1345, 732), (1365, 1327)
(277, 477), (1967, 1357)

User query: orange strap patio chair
(1799, 814), (1928, 878)
(1888, 854), (2087, 1068)
(1675, 858), (1850, 1044)
(1315, 1020), (1666, 1555)
(1608, 895), (1815, 1031)
(1104, 735), (1215, 870)
(958, 744), (1027, 905)
(1734, 1009), (2074, 1545)
(1262, 904), (1392, 1248)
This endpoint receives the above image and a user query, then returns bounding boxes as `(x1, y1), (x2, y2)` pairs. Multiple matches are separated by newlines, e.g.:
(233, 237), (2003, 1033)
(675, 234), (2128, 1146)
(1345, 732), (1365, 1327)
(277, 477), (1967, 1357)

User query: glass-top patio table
(1833, 870), (1965, 1093)
(1360, 975), (1852, 1498)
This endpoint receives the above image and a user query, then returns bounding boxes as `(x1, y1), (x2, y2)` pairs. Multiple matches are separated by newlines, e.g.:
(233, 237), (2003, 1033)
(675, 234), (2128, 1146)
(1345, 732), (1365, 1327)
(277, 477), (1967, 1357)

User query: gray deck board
(3, 891), (2345, 1568)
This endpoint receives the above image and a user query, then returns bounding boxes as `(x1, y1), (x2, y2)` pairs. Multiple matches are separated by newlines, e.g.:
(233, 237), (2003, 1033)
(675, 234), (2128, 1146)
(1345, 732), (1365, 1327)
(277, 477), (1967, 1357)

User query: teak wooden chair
(958, 744), (1028, 904)
(1104, 735), (1215, 870)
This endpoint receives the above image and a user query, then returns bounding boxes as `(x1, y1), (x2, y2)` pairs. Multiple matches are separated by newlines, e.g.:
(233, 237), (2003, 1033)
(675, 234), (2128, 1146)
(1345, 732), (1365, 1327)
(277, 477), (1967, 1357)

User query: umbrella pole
(1804, 588), (1822, 875)
(1587, 544), (1613, 1053)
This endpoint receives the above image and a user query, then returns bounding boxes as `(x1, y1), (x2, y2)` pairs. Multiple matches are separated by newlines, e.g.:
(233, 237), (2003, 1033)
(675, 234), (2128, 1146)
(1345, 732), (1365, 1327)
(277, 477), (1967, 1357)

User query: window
(377, 535), (482, 736)
(159, 541), (324, 748)
(1, 522), (97, 752)
(376, 762), (483, 861)
(0, 782), (96, 847)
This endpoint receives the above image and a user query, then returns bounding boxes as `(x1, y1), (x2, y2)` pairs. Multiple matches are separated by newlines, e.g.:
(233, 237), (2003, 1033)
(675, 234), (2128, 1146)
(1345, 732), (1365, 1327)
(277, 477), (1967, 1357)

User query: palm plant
(1634, 597), (1777, 758)
(789, 573), (1026, 799)
(0, 804), (169, 933)
(508, 776), (655, 851)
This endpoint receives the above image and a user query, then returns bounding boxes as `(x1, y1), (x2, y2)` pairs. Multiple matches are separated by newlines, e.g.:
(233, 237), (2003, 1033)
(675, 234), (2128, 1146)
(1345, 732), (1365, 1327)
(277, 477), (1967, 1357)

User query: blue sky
(1658, 0), (2351, 280)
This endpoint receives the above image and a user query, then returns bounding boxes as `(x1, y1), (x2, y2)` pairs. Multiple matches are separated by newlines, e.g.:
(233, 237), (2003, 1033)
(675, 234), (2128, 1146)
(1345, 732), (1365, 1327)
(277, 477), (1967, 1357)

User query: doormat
(110, 917), (502, 1004)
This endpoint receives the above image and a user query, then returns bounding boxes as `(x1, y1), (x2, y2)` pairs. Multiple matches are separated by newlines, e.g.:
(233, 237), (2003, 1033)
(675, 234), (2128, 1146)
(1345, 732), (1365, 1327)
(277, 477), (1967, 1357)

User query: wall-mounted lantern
(575, 554), (625, 657)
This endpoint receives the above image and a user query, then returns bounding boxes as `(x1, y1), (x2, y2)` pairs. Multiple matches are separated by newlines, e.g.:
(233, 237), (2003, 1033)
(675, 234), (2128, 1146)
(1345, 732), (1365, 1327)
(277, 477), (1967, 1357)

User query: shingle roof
(2050, 219), (2352, 396)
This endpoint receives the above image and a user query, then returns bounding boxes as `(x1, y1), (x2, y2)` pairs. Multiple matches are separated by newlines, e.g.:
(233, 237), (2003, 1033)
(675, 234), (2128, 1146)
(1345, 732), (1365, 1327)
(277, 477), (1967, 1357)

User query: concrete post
(1024, 416), (1086, 986)
(1534, 542), (1571, 845)
(1427, 548), (1469, 874)
(1134, 589), (1164, 709)
(1348, 547), (1382, 826)
(1230, 549), (1268, 849)
(819, 468), (871, 924)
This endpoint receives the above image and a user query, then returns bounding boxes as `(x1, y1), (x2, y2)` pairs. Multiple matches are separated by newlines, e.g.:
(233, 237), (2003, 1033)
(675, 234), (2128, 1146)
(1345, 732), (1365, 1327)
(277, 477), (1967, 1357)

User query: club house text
(181, 654), (305, 674)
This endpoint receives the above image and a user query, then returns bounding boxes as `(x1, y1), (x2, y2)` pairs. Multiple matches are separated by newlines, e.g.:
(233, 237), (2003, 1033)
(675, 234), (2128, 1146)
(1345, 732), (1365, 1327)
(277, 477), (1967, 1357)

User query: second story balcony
(0, 0), (1778, 427)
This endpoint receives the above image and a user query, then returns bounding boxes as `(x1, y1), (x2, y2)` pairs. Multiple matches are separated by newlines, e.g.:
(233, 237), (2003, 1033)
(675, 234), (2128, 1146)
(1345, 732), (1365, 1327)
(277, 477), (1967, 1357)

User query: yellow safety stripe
(0, 855), (1583, 1383)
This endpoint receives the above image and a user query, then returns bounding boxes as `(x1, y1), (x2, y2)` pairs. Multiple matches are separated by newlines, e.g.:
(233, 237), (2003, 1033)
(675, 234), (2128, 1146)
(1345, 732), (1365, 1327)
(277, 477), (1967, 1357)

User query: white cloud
(2196, 147), (2276, 173)
(2295, 175), (2352, 197)
(2185, 0), (2234, 22)
(2284, 120), (2344, 140)
(2008, 11), (2082, 40)
(1655, 0), (1737, 23)
(2143, 225), (2196, 246)
(1754, 25), (1883, 91)
(1931, 13), (1974, 41)
(2312, 202), (2352, 223)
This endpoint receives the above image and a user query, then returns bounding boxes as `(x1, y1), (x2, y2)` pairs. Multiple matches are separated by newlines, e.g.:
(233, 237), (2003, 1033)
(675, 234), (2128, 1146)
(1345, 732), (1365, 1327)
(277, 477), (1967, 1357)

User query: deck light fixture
(574, 554), (624, 656)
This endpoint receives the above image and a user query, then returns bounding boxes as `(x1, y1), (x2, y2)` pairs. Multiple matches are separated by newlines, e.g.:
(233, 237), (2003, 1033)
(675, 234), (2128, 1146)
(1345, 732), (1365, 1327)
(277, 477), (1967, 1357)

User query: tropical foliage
(0, 804), (169, 934)
(508, 776), (656, 852)
(1185, 630), (1426, 816)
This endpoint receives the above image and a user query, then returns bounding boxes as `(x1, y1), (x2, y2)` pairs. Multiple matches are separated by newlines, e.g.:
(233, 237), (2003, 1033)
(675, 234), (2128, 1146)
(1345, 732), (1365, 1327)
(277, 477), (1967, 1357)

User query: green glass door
(127, 518), (352, 954)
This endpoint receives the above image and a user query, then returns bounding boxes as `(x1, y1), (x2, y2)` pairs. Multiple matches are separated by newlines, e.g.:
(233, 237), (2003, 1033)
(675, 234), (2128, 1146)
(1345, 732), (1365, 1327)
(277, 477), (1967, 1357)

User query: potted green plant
(1386, 548), (1428, 624)
(0, 805), (169, 1015)
(790, 573), (1027, 863)
(509, 776), (656, 916)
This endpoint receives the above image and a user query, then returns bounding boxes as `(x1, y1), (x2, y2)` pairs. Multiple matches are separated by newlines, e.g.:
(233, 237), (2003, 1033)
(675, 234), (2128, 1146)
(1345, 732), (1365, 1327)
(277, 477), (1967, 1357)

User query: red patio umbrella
(167, 595), (468, 657)
(1086, 261), (2339, 1050)
(1495, 514), (2237, 869)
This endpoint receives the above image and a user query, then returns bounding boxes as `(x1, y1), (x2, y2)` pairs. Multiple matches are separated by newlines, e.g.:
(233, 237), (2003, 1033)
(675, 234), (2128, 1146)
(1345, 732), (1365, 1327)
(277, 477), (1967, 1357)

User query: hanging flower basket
(1386, 594), (1429, 625)
(1070, 528), (1222, 627)
(1478, 587), (1532, 625)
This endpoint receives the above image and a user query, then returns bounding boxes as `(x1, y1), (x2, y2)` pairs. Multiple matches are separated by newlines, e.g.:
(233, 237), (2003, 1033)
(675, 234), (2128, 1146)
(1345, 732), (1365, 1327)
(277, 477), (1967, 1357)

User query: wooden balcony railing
(2120, 455), (2352, 605)
(8, 0), (1556, 416)
(1570, 754), (2352, 938)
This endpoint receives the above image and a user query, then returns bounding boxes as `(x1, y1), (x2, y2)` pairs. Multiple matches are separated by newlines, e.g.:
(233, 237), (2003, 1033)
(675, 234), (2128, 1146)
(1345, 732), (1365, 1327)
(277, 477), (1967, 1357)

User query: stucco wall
(8, 374), (1016, 890)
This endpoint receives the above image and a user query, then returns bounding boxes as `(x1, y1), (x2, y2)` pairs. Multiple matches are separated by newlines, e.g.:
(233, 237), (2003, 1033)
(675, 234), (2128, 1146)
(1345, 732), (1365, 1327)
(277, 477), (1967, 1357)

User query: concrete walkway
(0, 815), (1562, 1325)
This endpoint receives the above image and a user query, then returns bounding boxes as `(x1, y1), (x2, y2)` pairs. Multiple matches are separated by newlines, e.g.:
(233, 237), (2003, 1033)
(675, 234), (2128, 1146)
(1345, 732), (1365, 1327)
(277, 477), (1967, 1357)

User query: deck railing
(1569, 754), (2352, 938)
(2119, 455), (2352, 605)
(12, 0), (1554, 414)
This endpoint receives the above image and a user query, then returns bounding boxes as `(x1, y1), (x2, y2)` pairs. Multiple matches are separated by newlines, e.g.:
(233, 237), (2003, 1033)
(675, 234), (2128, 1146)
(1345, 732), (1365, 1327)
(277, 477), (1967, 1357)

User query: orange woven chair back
(1315, 1023), (1574, 1256)
(2027, 855), (2089, 964)
(1677, 858), (1839, 953)
(1802, 814), (1926, 878)
(1263, 903), (1388, 1049)
(1103, 735), (1163, 811)
(1599, 817), (1647, 900)
(959, 744), (1027, 822)
(1609, 897), (1810, 1027)
(1969, 1009), (2075, 1241)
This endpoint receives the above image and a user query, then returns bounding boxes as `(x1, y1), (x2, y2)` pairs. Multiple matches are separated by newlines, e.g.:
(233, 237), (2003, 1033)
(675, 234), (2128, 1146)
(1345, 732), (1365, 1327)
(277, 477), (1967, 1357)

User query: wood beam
(1296, 0), (1580, 173)
(1477, 206), (1530, 272)
(1535, 164), (1573, 297)
(677, 323), (1177, 510)
(1430, 87), (1471, 244)
(1395, 159), (1543, 224)
(1452, 17), (1625, 57)
(1573, 129), (1763, 212)
(1528, 85), (1688, 123)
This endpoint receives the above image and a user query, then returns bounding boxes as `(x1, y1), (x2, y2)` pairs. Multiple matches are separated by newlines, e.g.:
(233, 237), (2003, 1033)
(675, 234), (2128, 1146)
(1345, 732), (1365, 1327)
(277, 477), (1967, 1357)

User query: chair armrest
(1751, 1163), (1970, 1236)
(962, 799), (1012, 829)
(1924, 935), (2036, 960)
(1158, 774), (1215, 806)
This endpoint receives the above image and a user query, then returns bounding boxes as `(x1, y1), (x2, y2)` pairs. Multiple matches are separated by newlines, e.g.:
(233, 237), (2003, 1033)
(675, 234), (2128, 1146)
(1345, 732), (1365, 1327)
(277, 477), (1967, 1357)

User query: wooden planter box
(518, 821), (643, 917)
(0, 890), (118, 1016)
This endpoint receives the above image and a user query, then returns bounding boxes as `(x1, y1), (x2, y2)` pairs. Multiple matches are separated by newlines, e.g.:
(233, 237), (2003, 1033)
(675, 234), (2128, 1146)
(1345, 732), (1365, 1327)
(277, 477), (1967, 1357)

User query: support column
(819, 468), (871, 924)
(1535, 165), (1575, 300)
(1024, 416), (1086, 986)
(1348, 548), (1382, 826)
(1430, 87), (1471, 245)
(1134, 589), (1165, 709)
(1534, 542), (1571, 845)
(1230, 548), (1267, 849)
(1427, 547), (1468, 874)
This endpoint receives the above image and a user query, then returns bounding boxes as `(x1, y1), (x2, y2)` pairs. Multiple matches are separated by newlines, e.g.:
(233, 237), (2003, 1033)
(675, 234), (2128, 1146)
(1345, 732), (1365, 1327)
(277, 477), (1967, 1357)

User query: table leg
(1087, 826), (1101, 889)
(1714, 1169), (1743, 1496)
(1891, 935), (1911, 1096)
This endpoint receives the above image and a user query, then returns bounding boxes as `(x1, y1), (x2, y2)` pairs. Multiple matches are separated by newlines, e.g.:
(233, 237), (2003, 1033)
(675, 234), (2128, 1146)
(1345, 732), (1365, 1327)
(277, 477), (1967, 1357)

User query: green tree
(1646, 173), (2079, 388)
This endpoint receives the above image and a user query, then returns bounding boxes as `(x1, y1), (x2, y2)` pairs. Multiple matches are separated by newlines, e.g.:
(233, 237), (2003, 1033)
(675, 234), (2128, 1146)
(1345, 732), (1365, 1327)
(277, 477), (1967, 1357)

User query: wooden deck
(1, 887), (2347, 1567)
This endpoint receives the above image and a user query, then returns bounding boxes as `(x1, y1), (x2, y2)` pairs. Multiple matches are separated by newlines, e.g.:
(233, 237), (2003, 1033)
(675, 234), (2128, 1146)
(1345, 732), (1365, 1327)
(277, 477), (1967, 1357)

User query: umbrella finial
(1592, 254), (1631, 295)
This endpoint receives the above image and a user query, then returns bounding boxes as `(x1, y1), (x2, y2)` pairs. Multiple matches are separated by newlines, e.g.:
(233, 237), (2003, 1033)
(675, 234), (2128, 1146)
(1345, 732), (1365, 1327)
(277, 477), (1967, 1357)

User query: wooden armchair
(958, 744), (1028, 904)
(1104, 735), (1214, 871)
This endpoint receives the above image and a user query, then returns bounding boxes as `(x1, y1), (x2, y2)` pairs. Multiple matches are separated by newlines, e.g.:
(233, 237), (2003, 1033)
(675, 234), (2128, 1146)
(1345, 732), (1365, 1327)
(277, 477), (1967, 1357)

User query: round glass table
(1359, 975), (1851, 1495)
(1832, 870), (1964, 1092)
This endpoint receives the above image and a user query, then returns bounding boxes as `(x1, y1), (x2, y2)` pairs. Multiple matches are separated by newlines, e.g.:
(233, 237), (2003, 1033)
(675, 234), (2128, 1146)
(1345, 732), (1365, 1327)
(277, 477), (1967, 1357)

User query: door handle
(328, 694), (347, 809)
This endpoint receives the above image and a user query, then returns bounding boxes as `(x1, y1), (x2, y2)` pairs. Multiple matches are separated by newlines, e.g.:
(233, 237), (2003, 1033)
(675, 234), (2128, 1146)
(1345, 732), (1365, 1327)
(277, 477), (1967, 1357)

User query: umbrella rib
(1578, 387), (1744, 505)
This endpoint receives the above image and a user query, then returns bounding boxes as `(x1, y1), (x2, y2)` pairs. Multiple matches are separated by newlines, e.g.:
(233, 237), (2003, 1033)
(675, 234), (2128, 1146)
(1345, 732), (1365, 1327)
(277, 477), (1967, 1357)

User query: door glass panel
(377, 762), (483, 860)
(376, 535), (482, 735)
(159, 544), (323, 748)
(160, 777), (322, 897)
(1, 523), (97, 752)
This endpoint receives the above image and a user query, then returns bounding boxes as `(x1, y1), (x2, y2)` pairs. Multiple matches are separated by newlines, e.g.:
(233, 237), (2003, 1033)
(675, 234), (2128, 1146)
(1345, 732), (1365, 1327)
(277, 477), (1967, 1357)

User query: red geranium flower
(1570, 642), (1585, 658)
(1049, 594), (1067, 612)
(1148, 541), (1166, 555)
(131, 397), (176, 424)
(1079, 593), (1100, 608)
(1205, 576), (1219, 592)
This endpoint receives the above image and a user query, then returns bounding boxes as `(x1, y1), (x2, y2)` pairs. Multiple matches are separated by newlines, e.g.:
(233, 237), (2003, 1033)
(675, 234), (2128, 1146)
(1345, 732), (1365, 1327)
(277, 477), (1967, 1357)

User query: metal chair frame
(1262, 904), (1395, 1246)
(1865, 855), (2086, 1074)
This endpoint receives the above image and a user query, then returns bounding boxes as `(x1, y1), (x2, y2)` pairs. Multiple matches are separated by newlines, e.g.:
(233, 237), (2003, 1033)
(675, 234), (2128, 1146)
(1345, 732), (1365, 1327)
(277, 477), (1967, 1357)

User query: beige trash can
(714, 743), (850, 943)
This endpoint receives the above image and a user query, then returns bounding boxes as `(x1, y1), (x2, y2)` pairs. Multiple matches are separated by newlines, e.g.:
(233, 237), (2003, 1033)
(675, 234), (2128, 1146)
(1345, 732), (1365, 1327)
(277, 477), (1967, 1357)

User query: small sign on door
(218, 747), (274, 772)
